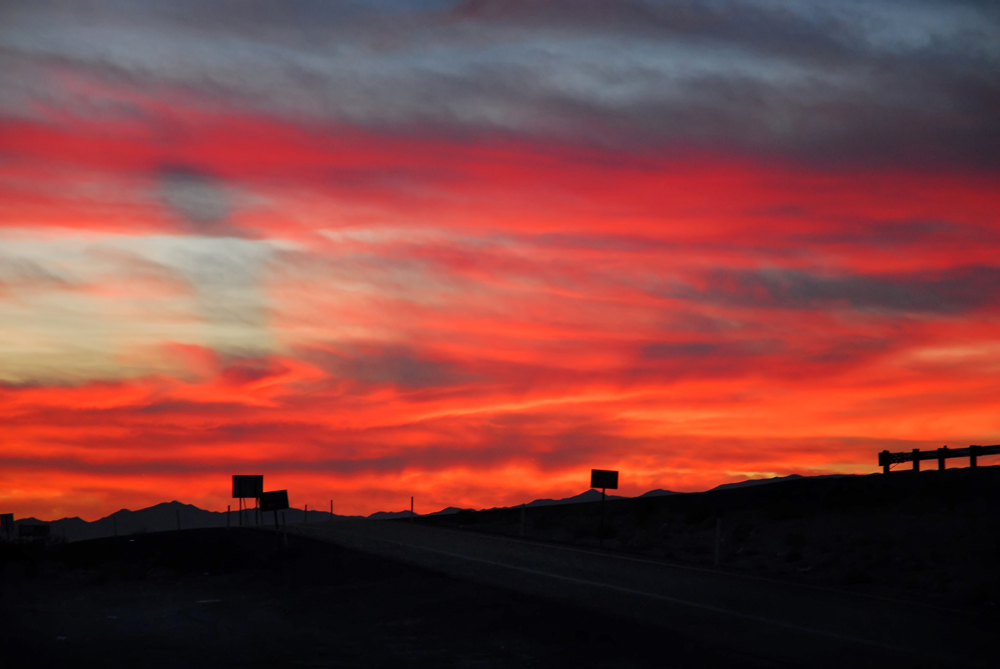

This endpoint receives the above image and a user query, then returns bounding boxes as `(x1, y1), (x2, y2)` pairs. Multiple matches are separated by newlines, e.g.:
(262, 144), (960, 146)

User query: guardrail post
(880, 443), (997, 475)
(879, 450), (890, 474)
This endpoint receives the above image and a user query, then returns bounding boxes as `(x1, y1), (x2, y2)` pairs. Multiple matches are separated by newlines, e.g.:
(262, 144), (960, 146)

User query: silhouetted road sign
(19, 524), (49, 538)
(591, 469), (619, 490)
(232, 475), (263, 498)
(260, 490), (289, 512)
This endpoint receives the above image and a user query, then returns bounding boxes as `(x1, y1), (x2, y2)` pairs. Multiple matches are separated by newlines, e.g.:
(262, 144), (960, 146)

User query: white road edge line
(382, 523), (966, 612)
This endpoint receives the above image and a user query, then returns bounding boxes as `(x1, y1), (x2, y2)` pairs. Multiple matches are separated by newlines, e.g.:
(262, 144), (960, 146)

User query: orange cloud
(2, 102), (999, 521)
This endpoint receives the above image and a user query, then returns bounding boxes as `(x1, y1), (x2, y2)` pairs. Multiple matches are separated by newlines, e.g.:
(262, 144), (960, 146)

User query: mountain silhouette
(637, 489), (679, 498)
(427, 507), (468, 516)
(340, 490), (631, 520)
(525, 489), (626, 507)
(4, 475), (851, 541)
(7, 501), (355, 542)
(709, 473), (852, 491)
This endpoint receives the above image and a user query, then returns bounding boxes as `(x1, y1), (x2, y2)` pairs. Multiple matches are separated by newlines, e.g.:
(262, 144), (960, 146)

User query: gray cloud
(303, 345), (476, 389)
(641, 338), (784, 360)
(152, 236), (277, 356)
(0, 255), (70, 295)
(158, 167), (242, 237)
(1, 0), (997, 167)
(790, 220), (1000, 249)
(683, 265), (1000, 313)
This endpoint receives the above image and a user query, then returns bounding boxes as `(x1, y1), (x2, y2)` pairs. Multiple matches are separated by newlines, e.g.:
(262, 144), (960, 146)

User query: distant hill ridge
(5, 473), (847, 542)
(7, 500), (359, 543)
(708, 473), (852, 491)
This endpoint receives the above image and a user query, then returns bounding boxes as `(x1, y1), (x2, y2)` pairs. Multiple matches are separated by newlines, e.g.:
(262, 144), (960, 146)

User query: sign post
(232, 475), (264, 527)
(590, 469), (619, 548)
(261, 490), (289, 529)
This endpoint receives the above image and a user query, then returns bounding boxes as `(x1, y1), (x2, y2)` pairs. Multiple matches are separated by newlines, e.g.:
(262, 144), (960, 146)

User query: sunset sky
(2, 1), (999, 521)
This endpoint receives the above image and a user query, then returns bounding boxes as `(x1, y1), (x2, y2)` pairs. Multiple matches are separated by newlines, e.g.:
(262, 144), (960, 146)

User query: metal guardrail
(878, 444), (1000, 473)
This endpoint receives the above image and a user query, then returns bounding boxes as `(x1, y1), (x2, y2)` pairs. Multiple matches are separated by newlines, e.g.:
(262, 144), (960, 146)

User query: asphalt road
(291, 519), (998, 668)
(6, 529), (765, 668)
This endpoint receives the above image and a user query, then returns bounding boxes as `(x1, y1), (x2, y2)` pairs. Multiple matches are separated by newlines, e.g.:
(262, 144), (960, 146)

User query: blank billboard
(232, 475), (263, 498)
(260, 490), (289, 512)
(590, 469), (619, 489)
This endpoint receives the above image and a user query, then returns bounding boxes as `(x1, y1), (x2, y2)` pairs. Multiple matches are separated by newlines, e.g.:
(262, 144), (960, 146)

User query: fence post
(912, 449), (920, 472)
(879, 450), (890, 474)
(938, 445), (948, 470)
(970, 445), (980, 468)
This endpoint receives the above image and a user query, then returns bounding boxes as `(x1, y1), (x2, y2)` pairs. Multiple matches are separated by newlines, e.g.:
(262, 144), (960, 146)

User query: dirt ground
(0, 528), (773, 668)
(419, 467), (1000, 610)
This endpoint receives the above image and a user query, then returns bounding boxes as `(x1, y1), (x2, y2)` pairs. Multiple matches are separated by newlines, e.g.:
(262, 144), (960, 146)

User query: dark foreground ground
(0, 528), (774, 668)
(418, 466), (1000, 610)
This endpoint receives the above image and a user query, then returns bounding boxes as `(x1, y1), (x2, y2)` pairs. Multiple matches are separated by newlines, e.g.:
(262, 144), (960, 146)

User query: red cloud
(2, 99), (999, 521)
